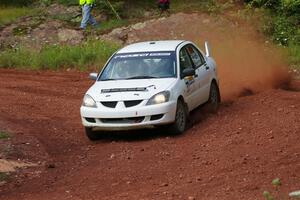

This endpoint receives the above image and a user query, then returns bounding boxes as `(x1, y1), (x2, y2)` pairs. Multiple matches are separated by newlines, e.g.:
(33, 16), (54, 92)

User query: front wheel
(207, 82), (221, 113)
(169, 100), (187, 135)
(85, 127), (100, 141)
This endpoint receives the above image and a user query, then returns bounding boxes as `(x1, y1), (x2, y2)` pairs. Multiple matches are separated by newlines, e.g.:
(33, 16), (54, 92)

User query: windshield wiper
(126, 76), (158, 80)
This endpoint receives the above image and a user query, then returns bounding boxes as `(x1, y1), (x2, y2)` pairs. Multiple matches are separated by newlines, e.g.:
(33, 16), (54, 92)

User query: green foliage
(271, 16), (298, 45)
(246, 0), (300, 45)
(261, 13), (299, 46)
(0, 7), (37, 27)
(246, 0), (299, 69)
(0, 40), (120, 70)
(0, 131), (10, 140)
(97, 19), (127, 32)
(247, 0), (280, 9)
(40, 0), (52, 6)
(288, 42), (300, 67)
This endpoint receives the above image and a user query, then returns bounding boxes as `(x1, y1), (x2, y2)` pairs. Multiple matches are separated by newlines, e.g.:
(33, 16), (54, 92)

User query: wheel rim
(176, 103), (186, 131)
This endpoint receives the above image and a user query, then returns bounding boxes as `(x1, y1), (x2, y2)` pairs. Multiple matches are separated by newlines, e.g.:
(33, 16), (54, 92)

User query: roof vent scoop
(149, 41), (156, 44)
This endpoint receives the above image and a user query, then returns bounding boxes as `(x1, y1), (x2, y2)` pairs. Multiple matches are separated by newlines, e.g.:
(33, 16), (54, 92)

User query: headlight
(146, 91), (170, 105)
(82, 94), (97, 108)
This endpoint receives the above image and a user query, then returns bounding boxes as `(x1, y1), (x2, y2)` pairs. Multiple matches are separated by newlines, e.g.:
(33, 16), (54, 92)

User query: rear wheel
(169, 100), (187, 134)
(85, 127), (100, 141)
(207, 82), (220, 113)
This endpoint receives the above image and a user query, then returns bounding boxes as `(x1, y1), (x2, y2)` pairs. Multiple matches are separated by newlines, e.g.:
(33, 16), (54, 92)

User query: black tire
(169, 100), (187, 134)
(207, 81), (221, 113)
(85, 127), (99, 141)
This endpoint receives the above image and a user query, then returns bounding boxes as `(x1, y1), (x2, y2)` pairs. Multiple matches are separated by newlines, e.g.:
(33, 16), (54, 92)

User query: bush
(246, 0), (300, 46)
(266, 15), (299, 45)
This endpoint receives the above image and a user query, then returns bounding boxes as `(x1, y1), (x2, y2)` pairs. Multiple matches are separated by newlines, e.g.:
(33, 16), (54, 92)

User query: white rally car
(80, 40), (220, 140)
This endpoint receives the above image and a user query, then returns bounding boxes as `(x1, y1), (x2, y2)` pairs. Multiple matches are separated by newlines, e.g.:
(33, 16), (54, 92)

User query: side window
(186, 45), (205, 68)
(179, 48), (193, 74)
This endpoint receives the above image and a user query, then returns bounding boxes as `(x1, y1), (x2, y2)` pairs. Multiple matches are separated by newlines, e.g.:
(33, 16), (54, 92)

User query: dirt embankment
(0, 12), (299, 200)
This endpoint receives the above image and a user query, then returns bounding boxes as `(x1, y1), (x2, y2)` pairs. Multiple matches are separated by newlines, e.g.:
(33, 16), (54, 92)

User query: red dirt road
(0, 12), (300, 200)
(0, 69), (299, 200)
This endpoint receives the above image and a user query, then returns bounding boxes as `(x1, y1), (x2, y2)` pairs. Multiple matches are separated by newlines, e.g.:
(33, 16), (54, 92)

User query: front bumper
(80, 101), (177, 131)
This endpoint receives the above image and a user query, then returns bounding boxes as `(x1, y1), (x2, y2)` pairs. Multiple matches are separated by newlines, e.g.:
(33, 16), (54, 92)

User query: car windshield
(99, 52), (176, 81)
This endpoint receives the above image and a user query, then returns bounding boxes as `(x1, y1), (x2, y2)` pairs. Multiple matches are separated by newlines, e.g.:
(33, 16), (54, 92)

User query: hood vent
(101, 87), (148, 93)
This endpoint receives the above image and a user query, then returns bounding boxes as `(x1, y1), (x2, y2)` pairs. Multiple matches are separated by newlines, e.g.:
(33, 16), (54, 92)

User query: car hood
(87, 78), (176, 101)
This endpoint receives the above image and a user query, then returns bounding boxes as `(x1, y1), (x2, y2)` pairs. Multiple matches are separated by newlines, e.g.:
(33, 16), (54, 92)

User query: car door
(179, 47), (197, 110)
(185, 44), (211, 106)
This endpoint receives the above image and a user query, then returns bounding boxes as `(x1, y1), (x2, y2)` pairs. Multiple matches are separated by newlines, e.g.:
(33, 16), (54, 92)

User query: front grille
(101, 101), (118, 108)
(150, 114), (164, 121)
(124, 100), (143, 107)
(100, 117), (145, 124)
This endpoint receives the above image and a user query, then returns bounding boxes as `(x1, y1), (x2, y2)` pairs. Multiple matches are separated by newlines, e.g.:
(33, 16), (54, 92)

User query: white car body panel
(80, 40), (219, 131)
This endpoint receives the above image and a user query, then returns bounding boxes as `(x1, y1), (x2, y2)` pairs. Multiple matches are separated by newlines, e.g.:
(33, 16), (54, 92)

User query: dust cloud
(189, 15), (291, 100)
(211, 33), (290, 100)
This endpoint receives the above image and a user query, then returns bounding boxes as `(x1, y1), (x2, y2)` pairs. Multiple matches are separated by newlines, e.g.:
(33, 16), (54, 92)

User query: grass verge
(97, 19), (128, 33)
(0, 7), (37, 27)
(0, 40), (120, 70)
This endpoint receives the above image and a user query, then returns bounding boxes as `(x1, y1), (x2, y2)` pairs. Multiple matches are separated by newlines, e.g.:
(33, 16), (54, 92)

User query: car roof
(117, 40), (186, 54)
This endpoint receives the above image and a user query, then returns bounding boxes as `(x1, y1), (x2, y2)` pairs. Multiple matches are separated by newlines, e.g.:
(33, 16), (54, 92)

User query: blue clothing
(80, 4), (97, 29)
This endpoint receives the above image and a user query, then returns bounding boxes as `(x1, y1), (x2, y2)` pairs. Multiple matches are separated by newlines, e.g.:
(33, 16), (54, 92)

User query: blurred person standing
(79, 0), (98, 29)
(158, 0), (170, 16)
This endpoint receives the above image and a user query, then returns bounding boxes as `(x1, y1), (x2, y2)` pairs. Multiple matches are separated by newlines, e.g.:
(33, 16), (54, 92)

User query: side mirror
(182, 68), (195, 78)
(89, 73), (98, 80)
